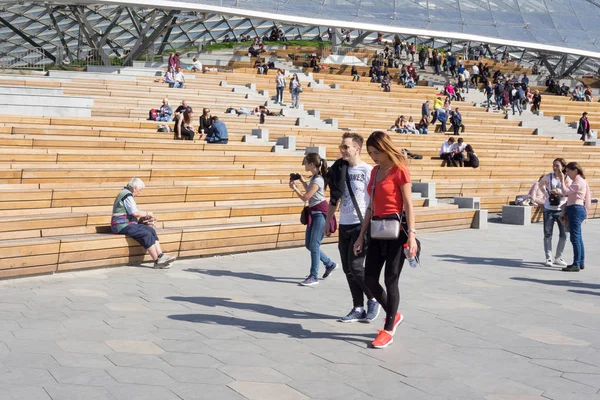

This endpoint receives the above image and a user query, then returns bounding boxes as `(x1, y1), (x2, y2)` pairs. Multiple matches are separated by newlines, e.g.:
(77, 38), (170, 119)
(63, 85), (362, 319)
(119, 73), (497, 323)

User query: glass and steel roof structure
(1, 0), (599, 75)
(174, 0), (600, 54)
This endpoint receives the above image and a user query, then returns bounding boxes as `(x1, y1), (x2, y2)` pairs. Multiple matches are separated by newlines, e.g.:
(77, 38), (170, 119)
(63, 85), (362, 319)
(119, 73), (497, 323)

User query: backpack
(403, 149), (423, 159)
(149, 109), (158, 120)
(157, 124), (172, 133)
(459, 73), (465, 82)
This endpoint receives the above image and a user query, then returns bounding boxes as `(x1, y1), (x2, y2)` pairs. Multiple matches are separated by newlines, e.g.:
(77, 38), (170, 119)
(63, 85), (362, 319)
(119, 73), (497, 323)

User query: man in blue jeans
(325, 132), (381, 323)
(205, 116), (228, 144)
(539, 159), (569, 267)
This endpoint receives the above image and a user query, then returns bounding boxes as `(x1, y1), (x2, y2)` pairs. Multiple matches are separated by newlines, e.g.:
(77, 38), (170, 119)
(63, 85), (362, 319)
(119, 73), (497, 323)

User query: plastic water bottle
(404, 244), (419, 268)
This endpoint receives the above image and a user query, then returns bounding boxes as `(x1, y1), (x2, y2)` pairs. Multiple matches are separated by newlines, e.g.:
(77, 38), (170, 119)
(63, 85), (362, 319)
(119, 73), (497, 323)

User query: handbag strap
(372, 165), (405, 228)
(370, 165), (378, 206)
(346, 167), (364, 225)
(546, 172), (554, 193)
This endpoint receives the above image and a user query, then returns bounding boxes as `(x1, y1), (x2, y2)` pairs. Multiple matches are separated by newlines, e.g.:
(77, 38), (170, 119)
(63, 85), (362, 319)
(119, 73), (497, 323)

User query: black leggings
(338, 224), (373, 307)
(364, 235), (407, 331)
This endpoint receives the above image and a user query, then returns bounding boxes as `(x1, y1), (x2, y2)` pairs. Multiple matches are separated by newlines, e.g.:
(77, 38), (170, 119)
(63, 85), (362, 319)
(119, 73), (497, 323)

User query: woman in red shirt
(354, 131), (418, 349)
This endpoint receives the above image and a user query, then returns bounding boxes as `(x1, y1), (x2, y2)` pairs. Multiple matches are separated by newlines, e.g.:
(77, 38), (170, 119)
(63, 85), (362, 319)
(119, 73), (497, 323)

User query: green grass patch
(205, 39), (332, 51)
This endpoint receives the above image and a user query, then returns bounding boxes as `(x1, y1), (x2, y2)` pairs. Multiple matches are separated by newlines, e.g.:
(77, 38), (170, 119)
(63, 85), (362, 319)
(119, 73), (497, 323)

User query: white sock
(354, 307), (364, 313)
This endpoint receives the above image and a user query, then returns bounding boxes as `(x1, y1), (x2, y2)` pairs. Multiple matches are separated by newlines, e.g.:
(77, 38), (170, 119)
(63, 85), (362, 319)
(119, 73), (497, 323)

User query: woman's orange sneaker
(372, 330), (394, 349)
(392, 312), (404, 335)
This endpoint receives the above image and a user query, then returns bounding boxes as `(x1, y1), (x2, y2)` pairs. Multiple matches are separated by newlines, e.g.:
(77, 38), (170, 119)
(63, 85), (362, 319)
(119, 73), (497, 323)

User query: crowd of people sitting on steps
(546, 78), (596, 102)
(149, 99), (228, 143)
(439, 137), (479, 168)
(389, 98), (465, 136)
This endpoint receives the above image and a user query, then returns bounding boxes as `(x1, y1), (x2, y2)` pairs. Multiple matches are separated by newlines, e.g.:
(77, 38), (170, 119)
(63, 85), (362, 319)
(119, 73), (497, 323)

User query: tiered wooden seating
(2, 59), (598, 279)
(524, 85), (600, 124)
(0, 78), (476, 279)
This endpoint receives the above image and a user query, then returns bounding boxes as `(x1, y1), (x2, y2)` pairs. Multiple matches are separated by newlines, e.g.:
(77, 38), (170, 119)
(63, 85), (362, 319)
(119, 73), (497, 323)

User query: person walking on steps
(289, 73), (301, 109)
(353, 131), (418, 349)
(538, 158), (570, 268)
(290, 153), (337, 286)
(325, 132), (381, 323)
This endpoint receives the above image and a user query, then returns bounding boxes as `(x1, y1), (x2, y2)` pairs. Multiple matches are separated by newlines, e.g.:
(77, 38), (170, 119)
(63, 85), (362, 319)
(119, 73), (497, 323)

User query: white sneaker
(545, 258), (553, 267)
(154, 254), (176, 269)
(554, 258), (568, 267)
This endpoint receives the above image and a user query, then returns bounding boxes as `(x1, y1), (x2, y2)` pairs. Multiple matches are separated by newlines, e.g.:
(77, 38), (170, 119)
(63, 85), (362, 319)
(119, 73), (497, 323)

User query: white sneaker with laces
(554, 258), (568, 267)
(545, 258), (553, 267)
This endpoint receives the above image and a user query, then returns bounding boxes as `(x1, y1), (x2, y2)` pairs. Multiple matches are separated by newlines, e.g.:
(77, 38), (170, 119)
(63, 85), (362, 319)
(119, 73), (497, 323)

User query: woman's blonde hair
(366, 131), (408, 167)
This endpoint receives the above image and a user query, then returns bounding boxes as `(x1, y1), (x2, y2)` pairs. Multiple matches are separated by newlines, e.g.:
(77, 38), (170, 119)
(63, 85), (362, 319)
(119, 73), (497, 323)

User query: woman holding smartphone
(290, 153), (337, 286)
(353, 131), (417, 349)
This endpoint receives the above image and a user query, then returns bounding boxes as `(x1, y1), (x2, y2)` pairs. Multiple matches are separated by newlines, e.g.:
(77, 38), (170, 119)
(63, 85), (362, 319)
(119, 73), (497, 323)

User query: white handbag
(370, 216), (401, 240)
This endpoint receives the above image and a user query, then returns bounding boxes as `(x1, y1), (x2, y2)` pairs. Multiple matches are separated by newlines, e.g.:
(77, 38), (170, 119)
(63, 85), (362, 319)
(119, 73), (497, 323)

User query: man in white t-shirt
(439, 136), (456, 167)
(471, 64), (479, 87)
(450, 137), (467, 167)
(191, 58), (203, 72)
(325, 132), (380, 323)
(173, 68), (185, 89)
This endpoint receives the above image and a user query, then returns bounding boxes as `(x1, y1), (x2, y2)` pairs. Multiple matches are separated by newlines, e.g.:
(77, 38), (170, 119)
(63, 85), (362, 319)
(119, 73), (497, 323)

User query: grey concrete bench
(502, 205), (531, 225)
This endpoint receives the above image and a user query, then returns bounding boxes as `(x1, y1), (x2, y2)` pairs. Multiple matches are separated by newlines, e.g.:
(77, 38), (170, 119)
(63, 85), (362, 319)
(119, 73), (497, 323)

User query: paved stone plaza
(0, 220), (599, 400)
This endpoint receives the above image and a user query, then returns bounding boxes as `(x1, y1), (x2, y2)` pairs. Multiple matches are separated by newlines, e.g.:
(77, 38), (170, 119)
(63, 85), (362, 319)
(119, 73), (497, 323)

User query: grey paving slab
(48, 366), (117, 386)
(0, 383), (52, 399)
(0, 367), (57, 386)
(219, 365), (291, 383)
(287, 380), (375, 400)
(159, 351), (224, 368)
(105, 353), (172, 369)
(170, 383), (247, 400)
(105, 339), (164, 355)
(0, 352), (59, 369)
(0, 221), (598, 399)
(228, 381), (310, 400)
(4, 339), (63, 355)
(106, 383), (181, 400)
(55, 339), (114, 355)
(105, 366), (176, 386)
(51, 352), (114, 369)
(562, 372), (600, 389)
(44, 384), (117, 400)
(162, 366), (233, 384)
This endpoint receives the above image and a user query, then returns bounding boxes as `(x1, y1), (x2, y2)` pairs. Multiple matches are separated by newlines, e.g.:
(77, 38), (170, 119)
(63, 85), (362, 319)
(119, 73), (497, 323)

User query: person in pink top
(556, 162), (591, 271)
(445, 83), (456, 101)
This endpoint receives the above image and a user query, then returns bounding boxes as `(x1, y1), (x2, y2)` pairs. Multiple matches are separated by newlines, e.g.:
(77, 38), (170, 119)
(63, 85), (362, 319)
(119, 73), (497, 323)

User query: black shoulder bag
(547, 173), (561, 207)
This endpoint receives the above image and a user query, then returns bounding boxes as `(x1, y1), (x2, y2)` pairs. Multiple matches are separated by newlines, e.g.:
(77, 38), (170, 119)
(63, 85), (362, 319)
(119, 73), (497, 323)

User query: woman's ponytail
(304, 153), (329, 189)
(320, 158), (329, 190)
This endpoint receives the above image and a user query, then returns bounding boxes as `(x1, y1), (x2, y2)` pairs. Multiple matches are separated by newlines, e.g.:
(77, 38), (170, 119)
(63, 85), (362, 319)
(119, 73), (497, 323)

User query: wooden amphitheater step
(0, 207), (478, 279)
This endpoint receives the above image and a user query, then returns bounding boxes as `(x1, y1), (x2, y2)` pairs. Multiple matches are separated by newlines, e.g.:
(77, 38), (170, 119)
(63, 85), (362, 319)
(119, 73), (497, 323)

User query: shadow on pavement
(512, 277), (600, 290)
(568, 290), (600, 297)
(166, 296), (373, 344)
(168, 313), (373, 343)
(184, 268), (301, 284)
(433, 254), (557, 270)
(166, 296), (337, 320)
